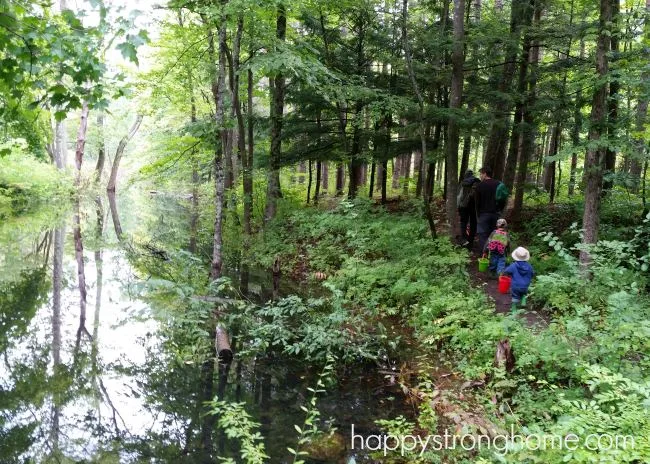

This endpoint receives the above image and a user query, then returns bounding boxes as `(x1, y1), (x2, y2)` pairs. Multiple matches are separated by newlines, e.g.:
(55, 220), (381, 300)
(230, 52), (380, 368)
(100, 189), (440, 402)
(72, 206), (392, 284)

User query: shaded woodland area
(1, 0), (650, 462)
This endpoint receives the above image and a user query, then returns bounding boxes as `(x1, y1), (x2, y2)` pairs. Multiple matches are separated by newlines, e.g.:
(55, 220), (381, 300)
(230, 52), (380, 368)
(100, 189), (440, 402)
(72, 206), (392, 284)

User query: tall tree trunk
(335, 162), (345, 195)
(402, 153), (411, 196)
(244, 66), (254, 236)
(426, 121), (442, 200)
(230, 15), (246, 199)
(91, 196), (104, 393)
(51, 224), (64, 452)
(381, 159), (388, 204)
(313, 113), (323, 204)
(392, 157), (401, 189)
(94, 113), (105, 182)
(53, 0), (69, 171)
(54, 117), (67, 170)
(264, 4), (286, 221)
(314, 160), (322, 203)
(602, 0), (620, 193)
(322, 162), (329, 191)
(512, 2), (540, 222)
(107, 191), (123, 240)
(348, 104), (364, 199)
(483, 0), (523, 178)
(502, 0), (534, 191)
(415, 150), (424, 197)
(446, 0), (465, 236)
(404, 0), (437, 238)
(73, 199), (87, 349)
(376, 162), (383, 192)
(580, 0), (612, 269)
(545, 122), (561, 203)
(631, 0), (650, 192)
(106, 114), (143, 193)
(204, 7), (229, 281)
(369, 162), (376, 198)
(307, 160), (313, 204)
(74, 102), (90, 185)
(569, 39), (585, 196)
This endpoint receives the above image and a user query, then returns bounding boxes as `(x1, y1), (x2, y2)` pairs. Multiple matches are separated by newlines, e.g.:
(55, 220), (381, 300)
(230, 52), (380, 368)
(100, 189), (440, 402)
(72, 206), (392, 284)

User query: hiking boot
(520, 295), (527, 308)
(510, 302), (519, 313)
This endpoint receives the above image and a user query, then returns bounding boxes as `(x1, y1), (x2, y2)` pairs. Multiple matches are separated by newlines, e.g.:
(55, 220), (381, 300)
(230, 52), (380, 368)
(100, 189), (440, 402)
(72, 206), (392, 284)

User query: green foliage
(230, 290), (381, 363)
(288, 353), (337, 464)
(0, 142), (72, 218)
(207, 401), (269, 464)
(505, 365), (650, 463)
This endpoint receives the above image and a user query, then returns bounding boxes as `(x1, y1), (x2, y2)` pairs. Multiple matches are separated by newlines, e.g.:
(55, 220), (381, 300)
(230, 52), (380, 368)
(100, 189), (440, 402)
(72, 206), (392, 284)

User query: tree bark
(445, 0), (465, 236)
(307, 160), (313, 204)
(335, 162), (345, 195)
(630, 0), (650, 192)
(74, 102), (90, 185)
(569, 39), (585, 196)
(580, 0), (612, 269)
(502, 0), (534, 191)
(107, 191), (123, 241)
(512, 3), (540, 222)
(244, 66), (254, 236)
(264, 4), (286, 221)
(106, 114), (143, 192)
(73, 199), (87, 349)
(483, 0), (523, 179)
(403, 0), (437, 238)
(94, 113), (105, 182)
(322, 162), (329, 191)
(602, 0), (620, 193)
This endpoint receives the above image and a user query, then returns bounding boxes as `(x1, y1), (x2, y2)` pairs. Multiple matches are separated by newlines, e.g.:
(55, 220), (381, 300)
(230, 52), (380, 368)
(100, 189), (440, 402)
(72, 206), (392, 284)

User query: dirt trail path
(467, 253), (549, 329)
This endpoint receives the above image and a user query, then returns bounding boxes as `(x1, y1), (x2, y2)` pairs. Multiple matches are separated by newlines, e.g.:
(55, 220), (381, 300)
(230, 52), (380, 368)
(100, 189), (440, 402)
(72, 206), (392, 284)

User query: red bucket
(498, 275), (512, 294)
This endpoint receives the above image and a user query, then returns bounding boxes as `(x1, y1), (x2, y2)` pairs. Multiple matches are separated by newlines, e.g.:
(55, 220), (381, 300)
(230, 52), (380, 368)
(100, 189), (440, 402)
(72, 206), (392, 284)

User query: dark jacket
(503, 261), (535, 291)
(457, 174), (480, 210)
(474, 178), (500, 215)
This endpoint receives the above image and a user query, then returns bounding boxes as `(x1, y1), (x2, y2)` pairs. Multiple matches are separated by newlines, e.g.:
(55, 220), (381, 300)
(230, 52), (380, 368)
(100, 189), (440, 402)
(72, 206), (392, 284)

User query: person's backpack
(457, 181), (476, 208)
(496, 181), (509, 209)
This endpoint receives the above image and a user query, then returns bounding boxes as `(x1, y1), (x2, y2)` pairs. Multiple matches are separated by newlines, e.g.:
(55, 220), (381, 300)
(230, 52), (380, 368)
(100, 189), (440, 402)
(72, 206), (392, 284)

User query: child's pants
(489, 252), (506, 274)
(511, 287), (527, 303)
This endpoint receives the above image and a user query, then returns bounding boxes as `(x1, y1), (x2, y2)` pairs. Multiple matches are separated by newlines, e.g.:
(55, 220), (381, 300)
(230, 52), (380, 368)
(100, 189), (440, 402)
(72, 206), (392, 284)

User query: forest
(1, 0), (649, 462)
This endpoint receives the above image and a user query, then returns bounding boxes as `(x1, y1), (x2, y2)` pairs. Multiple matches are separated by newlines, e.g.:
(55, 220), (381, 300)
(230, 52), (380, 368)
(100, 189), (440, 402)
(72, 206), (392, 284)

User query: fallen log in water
(215, 325), (233, 364)
(191, 295), (243, 306)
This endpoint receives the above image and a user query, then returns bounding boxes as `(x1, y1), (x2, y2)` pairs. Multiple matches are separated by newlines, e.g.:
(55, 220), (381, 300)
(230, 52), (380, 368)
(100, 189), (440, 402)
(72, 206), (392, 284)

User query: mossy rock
(304, 432), (347, 462)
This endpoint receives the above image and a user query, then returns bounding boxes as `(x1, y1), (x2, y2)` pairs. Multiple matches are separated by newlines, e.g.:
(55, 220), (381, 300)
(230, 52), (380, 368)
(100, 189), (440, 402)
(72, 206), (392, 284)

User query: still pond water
(0, 190), (409, 463)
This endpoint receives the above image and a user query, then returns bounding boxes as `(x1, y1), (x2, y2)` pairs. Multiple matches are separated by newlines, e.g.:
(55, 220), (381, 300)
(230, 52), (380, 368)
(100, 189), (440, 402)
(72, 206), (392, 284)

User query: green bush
(0, 141), (72, 218)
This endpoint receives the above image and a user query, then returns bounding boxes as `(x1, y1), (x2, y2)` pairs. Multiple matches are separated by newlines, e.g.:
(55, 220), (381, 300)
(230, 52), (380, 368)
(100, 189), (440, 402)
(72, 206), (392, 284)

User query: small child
(502, 246), (535, 312)
(483, 218), (510, 276)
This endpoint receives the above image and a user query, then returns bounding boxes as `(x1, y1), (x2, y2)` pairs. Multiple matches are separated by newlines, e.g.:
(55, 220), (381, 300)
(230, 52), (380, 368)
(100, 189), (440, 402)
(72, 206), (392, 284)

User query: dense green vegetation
(1, 0), (650, 462)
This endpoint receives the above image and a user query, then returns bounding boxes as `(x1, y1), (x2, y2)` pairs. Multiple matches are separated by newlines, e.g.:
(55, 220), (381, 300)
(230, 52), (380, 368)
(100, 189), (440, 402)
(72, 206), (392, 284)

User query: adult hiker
(474, 166), (501, 251)
(457, 169), (480, 248)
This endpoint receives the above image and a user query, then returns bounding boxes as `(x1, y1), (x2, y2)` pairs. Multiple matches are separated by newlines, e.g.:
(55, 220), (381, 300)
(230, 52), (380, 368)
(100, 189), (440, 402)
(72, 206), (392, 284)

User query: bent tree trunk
(106, 114), (144, 192)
